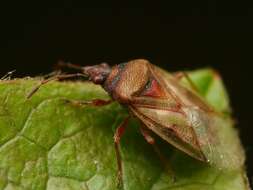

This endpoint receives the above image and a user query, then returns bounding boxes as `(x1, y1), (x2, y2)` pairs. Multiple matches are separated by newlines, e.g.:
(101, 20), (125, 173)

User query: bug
(27, 59), (244, 186)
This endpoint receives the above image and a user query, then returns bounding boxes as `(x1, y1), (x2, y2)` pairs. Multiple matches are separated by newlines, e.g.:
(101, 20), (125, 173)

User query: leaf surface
(0, 69), (250, 190)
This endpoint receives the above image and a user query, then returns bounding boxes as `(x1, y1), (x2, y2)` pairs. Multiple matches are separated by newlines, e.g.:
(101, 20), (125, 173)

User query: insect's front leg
(63, 99), (113, 107)
(140, 126), (176, 182)
(113, 116), (130, 188)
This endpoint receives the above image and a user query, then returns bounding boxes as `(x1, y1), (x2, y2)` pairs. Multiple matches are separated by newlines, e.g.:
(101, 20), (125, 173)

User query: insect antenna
(56, 60), (85, 72)
(26, 73), (88, 99)
(55, 60), (95, 81)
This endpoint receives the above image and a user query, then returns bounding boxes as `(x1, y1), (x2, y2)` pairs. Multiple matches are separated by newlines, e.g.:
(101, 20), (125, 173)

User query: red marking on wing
(141, 79), (166, 98)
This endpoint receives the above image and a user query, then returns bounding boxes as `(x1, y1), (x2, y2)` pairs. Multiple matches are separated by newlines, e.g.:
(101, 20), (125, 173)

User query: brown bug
(27, 59), (244, 186)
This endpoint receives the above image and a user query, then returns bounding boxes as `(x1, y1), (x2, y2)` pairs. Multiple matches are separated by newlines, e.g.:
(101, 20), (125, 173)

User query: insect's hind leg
(173, 71), (199, 93)
(140, 126), (176, 181)
(26, 73), (86, 99)
(113, 116), (130, 188)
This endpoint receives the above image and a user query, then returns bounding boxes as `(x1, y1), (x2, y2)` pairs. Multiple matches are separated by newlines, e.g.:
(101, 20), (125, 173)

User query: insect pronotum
(27, 59), (244, 186)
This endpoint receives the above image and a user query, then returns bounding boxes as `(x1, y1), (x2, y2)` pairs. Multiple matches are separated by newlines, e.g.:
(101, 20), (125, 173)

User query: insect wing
(128, 63), (208, 162)
(129, 105), (206, 161)
(155, 66), (245, 169)
(130, 64), (245, 170)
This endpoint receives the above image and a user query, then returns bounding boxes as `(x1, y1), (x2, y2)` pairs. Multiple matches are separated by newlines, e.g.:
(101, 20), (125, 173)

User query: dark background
(1, 2), (252, 186)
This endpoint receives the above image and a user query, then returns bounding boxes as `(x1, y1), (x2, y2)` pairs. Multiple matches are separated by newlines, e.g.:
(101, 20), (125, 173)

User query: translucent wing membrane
(183, 106), (245, 169)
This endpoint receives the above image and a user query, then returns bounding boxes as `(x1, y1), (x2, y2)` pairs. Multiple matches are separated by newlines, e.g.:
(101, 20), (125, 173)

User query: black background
(1, 1), (252, 186)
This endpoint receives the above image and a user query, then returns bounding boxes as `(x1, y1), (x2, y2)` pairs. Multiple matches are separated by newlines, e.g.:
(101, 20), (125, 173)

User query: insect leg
(26, 73), (87, 99)
(173, 71), (199, 93)
(140, 126), (176, 181)
(114, 116), (130, 187)
(63, 99), (113, 107)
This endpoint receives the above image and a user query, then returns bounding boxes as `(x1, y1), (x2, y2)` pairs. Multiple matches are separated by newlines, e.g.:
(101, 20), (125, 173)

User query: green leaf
(0, 69), (250, 190)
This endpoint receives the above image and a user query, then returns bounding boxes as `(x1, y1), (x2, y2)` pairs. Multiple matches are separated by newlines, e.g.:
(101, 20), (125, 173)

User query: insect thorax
(103, 59), (151, 103)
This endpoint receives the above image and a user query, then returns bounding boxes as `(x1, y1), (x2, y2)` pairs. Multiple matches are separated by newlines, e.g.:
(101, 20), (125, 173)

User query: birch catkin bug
(27, 59), (244, 186)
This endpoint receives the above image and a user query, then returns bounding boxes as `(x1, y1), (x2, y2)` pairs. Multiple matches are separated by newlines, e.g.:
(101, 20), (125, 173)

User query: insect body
(28, 59), (244, 185)
(105, 60), (210, 160)
(97, 59), (242, 166)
